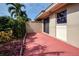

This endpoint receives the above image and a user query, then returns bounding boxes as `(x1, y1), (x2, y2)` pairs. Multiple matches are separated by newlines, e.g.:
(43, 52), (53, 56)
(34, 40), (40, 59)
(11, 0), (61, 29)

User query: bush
(0, 16), (26, 43)
(0, 16), (13, 43)
(12, 20), (26, 39)
(0, 29), (13, 43)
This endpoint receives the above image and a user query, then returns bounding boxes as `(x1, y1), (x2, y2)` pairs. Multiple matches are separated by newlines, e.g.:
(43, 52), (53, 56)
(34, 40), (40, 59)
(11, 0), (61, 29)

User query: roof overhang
(35, 3), (67, 21)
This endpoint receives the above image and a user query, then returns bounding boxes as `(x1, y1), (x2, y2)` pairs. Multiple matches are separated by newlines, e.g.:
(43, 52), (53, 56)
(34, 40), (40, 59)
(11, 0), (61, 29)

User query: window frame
(56, 10), (67, 24)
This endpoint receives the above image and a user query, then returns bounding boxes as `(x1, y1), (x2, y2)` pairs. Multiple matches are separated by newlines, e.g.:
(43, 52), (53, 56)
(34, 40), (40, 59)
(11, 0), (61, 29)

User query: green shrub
(12, 20), (26, 39)
(0, 29), (13, 43)
(0, 16), (26, 43)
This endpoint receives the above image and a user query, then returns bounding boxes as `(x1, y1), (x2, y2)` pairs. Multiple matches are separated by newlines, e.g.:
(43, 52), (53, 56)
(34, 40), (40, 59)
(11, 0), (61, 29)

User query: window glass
(57, 10), (67, 24)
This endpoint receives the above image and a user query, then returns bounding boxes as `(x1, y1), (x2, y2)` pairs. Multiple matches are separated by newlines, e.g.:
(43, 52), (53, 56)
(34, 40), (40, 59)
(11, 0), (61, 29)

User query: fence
(26, 21), (43, 33)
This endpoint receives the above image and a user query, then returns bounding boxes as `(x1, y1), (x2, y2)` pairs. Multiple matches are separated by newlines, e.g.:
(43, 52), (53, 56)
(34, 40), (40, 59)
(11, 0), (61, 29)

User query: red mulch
(0, 40), (22, 56)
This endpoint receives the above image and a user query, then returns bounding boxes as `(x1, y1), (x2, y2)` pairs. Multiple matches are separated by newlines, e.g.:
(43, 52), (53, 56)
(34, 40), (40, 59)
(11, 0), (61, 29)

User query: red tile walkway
(23, 33), (79, 56)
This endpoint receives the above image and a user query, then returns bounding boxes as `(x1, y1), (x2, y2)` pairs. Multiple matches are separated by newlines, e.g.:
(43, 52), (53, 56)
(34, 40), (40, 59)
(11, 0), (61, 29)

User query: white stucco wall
(49, 14), (56, 37)
(48, 4), (79, 48)
(42, 20), (44, 32)
(67, 4), (79, 48)
(49, 9), (67, 42)
(56, 24), (67, 42)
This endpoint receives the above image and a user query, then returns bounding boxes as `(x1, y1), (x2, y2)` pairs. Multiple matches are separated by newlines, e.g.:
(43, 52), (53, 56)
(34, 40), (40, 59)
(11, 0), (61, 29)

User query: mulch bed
(0, 40), (23, 56)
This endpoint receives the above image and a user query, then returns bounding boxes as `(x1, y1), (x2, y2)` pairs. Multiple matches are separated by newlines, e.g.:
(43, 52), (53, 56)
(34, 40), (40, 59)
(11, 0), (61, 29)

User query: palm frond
(6, 3), (16, 7)
(14, 14), (17, 18)
(11, 11), (16, 17)
(6, 3), (27, 20)
(20, 11), (27, 17)
(21, 4), (25, 8)
(8, 7), (15, 13)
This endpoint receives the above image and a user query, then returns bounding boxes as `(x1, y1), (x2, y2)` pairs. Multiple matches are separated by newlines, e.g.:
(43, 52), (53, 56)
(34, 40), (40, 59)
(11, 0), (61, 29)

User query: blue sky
(0, 3), (51, 20)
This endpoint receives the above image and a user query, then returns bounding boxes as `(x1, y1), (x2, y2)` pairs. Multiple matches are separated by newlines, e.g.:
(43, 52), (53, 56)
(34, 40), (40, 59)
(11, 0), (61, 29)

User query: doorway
(43, 17), (49, 33)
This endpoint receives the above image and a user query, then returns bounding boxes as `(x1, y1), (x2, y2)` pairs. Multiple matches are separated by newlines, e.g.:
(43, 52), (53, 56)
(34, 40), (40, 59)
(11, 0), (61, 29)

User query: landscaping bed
(0, 40), (23, 56)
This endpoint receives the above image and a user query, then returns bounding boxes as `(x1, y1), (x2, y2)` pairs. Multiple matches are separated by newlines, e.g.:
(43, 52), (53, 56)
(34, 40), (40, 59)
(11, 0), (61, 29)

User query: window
(57, 10), (67, 24)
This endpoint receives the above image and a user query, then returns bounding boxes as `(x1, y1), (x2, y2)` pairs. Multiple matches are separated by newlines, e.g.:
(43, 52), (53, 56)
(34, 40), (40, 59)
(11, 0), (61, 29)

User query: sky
(0, 3), (51, 20)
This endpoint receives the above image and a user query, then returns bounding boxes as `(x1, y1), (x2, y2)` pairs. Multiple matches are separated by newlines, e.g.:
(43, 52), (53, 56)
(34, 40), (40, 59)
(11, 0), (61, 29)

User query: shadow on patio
(23, 33), (79, 56)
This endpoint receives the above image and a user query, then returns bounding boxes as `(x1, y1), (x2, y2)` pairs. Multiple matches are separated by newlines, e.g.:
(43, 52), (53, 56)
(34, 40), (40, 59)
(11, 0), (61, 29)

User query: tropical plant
(0, 16), (9, 31)
(0, 16), (13, 43)
(0, 30), (13, 43)
(6, 3), (27, 20)
(6, 3), (27, 39)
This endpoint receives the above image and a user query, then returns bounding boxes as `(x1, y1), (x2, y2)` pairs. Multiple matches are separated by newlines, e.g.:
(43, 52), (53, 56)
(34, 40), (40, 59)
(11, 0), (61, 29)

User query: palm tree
(6, 3), (32, 55)
(6, 3), (27, 20)
(6, 3), (27, 38)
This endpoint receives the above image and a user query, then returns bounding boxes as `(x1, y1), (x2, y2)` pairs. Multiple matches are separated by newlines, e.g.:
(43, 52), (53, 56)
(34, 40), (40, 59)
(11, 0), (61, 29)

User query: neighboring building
(35, 3), (79, 48)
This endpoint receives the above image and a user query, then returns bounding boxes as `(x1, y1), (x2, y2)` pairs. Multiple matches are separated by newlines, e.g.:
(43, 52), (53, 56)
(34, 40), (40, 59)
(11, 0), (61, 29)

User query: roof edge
(35, 3), (67, 21)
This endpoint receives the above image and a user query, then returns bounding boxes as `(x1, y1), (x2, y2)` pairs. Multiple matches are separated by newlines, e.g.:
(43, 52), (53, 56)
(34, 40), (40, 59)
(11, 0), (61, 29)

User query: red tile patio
(23, 33), (79, 56)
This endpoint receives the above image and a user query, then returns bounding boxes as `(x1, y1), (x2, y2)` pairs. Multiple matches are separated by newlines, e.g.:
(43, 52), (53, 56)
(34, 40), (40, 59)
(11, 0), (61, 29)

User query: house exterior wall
(55, 8), (67, 42)
(49, 7), (67, 42)
(26, 21), (42, 33)
(49, 14), (56, 37)
(42, 20), (44, 32)
(67, 4), (79, 47)
(35, 3), (79, 48)
(48, 4), (79, 48)
(56, 24), (67, 42)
